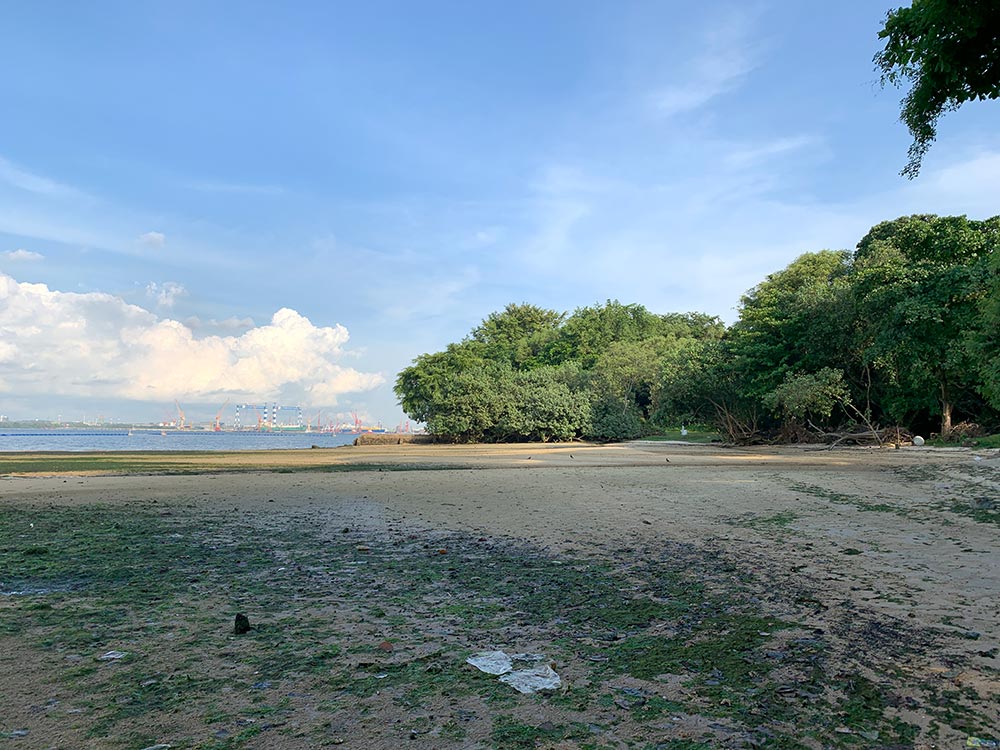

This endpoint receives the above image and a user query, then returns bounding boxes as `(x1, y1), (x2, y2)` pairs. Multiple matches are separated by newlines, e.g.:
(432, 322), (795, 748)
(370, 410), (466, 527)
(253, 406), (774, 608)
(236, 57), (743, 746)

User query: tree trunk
(940, 383), (953, 436)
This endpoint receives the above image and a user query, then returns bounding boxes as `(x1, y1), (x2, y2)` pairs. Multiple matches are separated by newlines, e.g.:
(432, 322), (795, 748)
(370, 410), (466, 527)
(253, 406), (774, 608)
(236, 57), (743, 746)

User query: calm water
(0, 429), (359, 452)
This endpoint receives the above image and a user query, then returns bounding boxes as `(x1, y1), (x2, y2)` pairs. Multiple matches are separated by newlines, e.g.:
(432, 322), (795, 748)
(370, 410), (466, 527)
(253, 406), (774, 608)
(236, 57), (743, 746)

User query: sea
(0, 429), (360, 452)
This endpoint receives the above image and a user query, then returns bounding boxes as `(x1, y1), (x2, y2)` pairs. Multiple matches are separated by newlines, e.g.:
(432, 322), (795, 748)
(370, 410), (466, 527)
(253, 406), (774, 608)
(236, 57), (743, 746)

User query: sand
(1, 440), (998, 748)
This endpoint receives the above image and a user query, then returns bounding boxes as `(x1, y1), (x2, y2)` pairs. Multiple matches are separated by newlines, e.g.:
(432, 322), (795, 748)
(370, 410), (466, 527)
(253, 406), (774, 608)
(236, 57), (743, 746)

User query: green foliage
(854, 215), (993, 434)
(395, 301), (721, 442)
(729, 250), (855, 402)
(589, 394), (644, 441)
(973, 218), (1000, 407)
(875, 0), (1000, 177)
(765, 368), (851, 423)
(501, 368), (592, 442)
(470, 303), (564, 369)
(396, 215), (998, 443)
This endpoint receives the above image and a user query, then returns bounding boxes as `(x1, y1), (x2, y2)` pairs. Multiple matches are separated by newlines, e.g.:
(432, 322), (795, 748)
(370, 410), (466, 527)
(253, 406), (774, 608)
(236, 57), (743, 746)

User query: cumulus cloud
(145, 281), (187, 308)
(0, 272), (384, 405)
(2, 249), (44, 261)
(139, 231), (166, 248)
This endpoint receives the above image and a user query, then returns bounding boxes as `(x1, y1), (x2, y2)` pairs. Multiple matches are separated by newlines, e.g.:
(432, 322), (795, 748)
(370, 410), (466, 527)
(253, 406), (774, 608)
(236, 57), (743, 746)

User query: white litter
(466, 650), (513, 675)
(466, 650), (561, 694)
(499, 663), (562, 694)
(97, 651), (127, 661)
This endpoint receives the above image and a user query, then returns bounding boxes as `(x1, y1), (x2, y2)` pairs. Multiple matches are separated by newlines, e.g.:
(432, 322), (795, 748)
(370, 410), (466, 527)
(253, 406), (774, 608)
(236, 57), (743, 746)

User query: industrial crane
(174, 400), (187, 429)
(213, 399), (231, 431)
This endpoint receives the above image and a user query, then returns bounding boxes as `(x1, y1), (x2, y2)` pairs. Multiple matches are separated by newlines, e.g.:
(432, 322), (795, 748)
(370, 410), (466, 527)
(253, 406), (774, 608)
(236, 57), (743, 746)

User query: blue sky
(1, 2), (998, 425)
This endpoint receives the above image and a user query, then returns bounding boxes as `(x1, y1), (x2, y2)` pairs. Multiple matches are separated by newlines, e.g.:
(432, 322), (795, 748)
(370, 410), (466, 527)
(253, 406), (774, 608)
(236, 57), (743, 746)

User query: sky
(1, 1), (998, 426)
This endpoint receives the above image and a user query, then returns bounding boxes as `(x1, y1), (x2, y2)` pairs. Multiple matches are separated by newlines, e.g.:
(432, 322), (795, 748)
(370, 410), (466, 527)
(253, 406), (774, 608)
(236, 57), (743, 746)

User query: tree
(727, 250), (856, 403)
(853, 214), (993, 435)
(471, 303), (564, 369)
(876, 0), (1000, 178)
(972, 217), (1000, 407)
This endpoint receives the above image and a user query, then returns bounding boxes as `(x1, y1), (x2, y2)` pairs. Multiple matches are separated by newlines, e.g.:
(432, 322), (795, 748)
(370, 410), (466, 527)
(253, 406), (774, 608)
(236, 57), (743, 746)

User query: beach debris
(97, 650), (127, 661)
(2, 730), (29, 739)
(499, 663), (561, 694)
(466, 650), (561, 694)
(466, 650), (513, 675)
(912, 435), (925, 446)
(139, 745), (171, 750)
(234, 613), (252, 635)
(967, 739), (999, 749)
(356, 545), (372, 552)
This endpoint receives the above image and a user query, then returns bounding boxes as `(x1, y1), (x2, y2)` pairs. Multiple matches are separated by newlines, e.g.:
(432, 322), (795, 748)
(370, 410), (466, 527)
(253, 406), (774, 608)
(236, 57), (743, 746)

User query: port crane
(174, 400), (187, 429)
(213, 399), (231, 431)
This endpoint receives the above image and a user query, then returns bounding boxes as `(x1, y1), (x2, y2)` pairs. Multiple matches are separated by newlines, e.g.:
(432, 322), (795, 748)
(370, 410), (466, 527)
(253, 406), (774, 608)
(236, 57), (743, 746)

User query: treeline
(395, 214), (1000, 442)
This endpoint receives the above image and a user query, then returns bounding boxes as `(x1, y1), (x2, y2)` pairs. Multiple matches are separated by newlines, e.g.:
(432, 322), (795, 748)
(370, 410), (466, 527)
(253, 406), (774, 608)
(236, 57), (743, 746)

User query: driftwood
(808, 426), (910, 450)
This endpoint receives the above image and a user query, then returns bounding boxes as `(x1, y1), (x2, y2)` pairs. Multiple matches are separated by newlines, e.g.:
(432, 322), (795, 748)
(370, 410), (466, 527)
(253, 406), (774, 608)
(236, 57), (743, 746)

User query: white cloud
(649, 12), (761, 117)
(0, 156), (82, 197)
(145, 281), (187, 308)
(0, 273), (384, 405)
(139, 231), (166, 248)
(723, 135), (824, 169)
(2, 249), (44, 261)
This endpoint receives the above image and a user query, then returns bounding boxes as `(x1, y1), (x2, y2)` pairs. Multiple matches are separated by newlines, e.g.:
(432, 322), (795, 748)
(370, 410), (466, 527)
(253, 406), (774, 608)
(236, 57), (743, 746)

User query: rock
(234, 613), (252, 635)
(96, 650), (127, 661)
(377, 640), (394, 652)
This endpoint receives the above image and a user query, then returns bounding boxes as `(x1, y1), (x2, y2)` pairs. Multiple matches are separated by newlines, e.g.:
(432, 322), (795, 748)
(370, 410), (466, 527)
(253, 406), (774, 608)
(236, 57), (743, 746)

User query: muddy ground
(1, 441), (998, 749)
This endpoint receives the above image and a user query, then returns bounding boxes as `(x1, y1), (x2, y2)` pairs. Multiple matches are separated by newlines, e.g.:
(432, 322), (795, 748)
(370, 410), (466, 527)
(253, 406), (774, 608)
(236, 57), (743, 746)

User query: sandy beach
(1, 441), (998, 748)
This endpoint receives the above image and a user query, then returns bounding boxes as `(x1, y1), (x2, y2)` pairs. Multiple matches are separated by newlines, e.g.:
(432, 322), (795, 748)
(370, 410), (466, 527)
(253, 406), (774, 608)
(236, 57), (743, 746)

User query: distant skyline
(1, 2), (998, 424)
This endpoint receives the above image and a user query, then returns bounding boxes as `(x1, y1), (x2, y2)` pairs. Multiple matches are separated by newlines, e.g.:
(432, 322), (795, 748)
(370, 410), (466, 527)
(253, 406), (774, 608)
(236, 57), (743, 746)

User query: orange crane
(174, 400), (187, 429)
(213, 399), (231, 432)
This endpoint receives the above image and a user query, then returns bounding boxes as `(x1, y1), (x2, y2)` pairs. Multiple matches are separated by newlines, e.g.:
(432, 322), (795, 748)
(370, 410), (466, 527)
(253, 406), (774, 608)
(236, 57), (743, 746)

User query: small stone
(97, 650), (127, 661)
(234, 613), (252, 635)
(356, 545), (371, 552)
(377, 640), (394, 652)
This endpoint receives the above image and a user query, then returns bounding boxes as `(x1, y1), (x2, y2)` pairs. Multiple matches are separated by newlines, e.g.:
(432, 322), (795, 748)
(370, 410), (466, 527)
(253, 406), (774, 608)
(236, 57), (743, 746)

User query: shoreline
(1, 440), (989, 478)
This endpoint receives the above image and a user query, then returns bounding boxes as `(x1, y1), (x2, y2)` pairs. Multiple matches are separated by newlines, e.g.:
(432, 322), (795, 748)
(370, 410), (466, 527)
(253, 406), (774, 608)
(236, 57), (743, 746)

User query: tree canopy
(396, 215), (999, 443)
(876, 0), (1000, 177)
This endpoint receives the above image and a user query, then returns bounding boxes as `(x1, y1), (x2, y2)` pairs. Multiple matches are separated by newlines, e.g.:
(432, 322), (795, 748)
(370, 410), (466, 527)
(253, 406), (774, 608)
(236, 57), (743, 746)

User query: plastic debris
(967, 739), (999, 749)
(466, 650), (561, 694)
(912, 435), (925, 446)
(466, 650), (513, 675)
(97, 650), (127, 661)
(500, 663), (561, 694)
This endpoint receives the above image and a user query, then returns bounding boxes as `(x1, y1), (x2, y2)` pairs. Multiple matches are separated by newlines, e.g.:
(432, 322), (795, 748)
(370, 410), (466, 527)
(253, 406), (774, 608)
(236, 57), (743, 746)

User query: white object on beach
(97, 650), (127, 661)
(466, 650), (562, 693)
(466, 651), (513, 675)
(499, 663), (562, 694)
(912, 435), (925, 446)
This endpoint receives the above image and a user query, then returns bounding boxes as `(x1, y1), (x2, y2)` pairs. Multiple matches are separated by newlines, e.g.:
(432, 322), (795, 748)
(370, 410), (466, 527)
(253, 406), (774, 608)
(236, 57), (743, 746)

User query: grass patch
(0, 501), (983, 748)
(787, 480), (905, 516)
(641, 428), (720, 444)
(0, 451), (462, 475)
